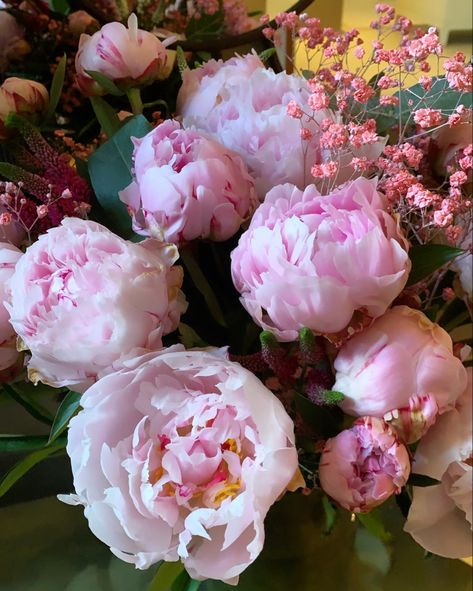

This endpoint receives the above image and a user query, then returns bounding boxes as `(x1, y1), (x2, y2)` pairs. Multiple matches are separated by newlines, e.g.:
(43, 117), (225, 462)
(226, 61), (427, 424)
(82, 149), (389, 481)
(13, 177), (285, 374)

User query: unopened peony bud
(0, 78), (49, 139)
(319, 416), (410, 512)
(334, 306), (468, 441)
(75, 14), (167, 96)
(67, 10), (100, 37)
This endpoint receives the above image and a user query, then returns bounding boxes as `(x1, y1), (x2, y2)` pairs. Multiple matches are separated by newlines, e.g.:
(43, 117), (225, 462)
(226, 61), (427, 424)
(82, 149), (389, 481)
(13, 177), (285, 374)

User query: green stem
(127, 88), (144, 115)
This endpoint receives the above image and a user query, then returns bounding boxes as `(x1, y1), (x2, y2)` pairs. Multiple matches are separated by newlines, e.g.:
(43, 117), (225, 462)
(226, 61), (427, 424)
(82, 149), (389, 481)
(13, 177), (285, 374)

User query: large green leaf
(85, 70), (124, 96)
(88, 115), (152, 239)
(89, 96), (121, 138)
(186, 9), (224, 40)
(46, 0), (70, 15)
(48, 390), (81, 444)
(396, 77), (472, 122)
(294, 392), (340, 438)
(148, 561), (184, 591)
(356, 511), (391, 542)
(0, 442), (65, 498)
(368, 76), (472, 133)
(2, 383), (53, 425)
(0, 435), (65, 452)
(407, 474), (441, 487)
(407, 244), (464, 285)
(180, 248), (227, 328)
(172, 571), (201, 591)
(45, 54), (67, 121)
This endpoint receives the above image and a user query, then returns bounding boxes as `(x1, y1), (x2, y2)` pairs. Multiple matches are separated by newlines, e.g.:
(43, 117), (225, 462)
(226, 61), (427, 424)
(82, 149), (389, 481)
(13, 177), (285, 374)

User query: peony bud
(334, 306), (468, 441)
(67, 10), (100, 37)
(319, 416), (410, 512)
(0, 77), (49, 139)
(75, 14), (167, 96)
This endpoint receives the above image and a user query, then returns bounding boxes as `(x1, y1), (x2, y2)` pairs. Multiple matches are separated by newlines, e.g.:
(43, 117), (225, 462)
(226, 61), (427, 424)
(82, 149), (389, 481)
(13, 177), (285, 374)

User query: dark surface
(0, 490), (471, 591)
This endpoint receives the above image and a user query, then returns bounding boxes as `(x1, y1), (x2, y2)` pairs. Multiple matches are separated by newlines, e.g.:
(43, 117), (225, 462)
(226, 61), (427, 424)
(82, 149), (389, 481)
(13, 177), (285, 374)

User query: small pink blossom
(413, 108), (443, 129)
(36, 205), (48, 219)
(287, 99), (303, 119)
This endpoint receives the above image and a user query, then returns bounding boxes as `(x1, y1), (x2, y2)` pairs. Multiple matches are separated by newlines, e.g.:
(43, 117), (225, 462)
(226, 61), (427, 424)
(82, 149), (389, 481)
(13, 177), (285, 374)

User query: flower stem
(127, 88), (143, 115)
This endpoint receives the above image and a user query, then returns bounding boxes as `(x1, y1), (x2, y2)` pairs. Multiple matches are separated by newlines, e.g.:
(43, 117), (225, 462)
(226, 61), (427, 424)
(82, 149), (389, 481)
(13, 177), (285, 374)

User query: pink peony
(0, 77), (49, 139)
(75, 14), (167, 96)
(60, 347), (300, 584)
(177, 54), (334, 199)
(319, 416), (410, 512)
(334, 306), (468, 442)
(404, 368), (472, 558)
(0, 242), (22, 373)
(7, 218), (186, 391)
(231, 177), (410, 341)
(119, 119), (258, 244)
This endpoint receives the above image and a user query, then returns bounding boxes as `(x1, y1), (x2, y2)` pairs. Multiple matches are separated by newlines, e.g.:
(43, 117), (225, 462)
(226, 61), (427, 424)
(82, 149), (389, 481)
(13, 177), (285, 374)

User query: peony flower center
(137, 403), (258, 511)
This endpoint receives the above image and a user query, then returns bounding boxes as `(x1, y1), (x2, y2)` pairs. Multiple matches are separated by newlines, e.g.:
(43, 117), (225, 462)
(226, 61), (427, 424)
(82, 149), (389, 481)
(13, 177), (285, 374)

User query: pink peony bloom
(231, 177), (410, 341)
(177, 54), (331, 198)
(404, 368), (472, 558)
(177, 54), (386, 199)
(61, 347), (300, 584)
(119, 119), (258, 244)
(0, 77), (49, 139)
(319, 416), (410, 512)
(7, 218), (187, 391)
(335, 306), (468, 442)
(75, 14), (167, 96)
(0, 242), (22, 373)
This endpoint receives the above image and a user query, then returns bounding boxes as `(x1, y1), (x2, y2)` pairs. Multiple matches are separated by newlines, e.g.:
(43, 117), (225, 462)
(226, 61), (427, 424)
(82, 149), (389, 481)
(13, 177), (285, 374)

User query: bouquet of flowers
(0, 1), (471, 589)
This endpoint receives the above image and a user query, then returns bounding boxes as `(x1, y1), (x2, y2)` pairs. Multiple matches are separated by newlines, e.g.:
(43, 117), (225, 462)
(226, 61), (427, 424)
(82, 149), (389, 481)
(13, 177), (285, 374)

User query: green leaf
(178, 323), (208, 348)
(89, 96), (121, 138)
(408, 473), (441, 487)
(172, 570), (201, 591)
(294, 393), (340, 437)
(2, 383), (53, 426)
(407, 244), (464, 285)
(45, 54), (67, 121)
(322, 495), (338, 535)
(46, 0), (70, 15)
(186, 9), (224, 41)
(0, 442), (65, 498)
(396, 76), (472, 122)
(147, 561), (184, 591)
(85, 70), (125, 96)
(176, 46), (188, 76)
(0, 435), (65, 452)
(196, 51), (212, 63)
(88, 114), (152, 239)
(180, 248), (227, 328)
(356, 511), (391, 542)
(259, 48), (277, 63)
(301, 69), (314, 80)
(354, 527), (391, 575)
(48, 390), (81, 444)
